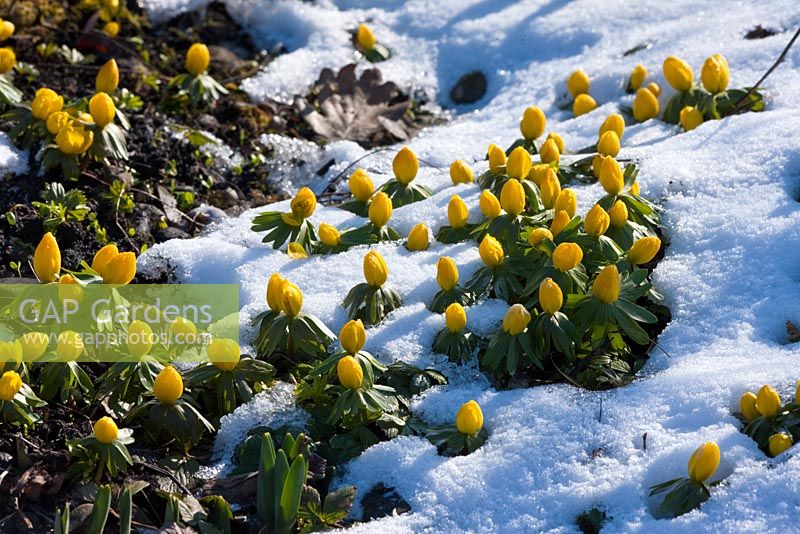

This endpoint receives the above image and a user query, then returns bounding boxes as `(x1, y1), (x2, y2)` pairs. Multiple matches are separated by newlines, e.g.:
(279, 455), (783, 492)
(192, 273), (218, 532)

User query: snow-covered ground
(136, 0), (800, 531)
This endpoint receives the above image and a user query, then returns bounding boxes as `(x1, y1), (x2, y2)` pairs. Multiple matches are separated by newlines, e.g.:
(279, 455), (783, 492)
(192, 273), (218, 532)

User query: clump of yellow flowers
(738, 383), (799, 457)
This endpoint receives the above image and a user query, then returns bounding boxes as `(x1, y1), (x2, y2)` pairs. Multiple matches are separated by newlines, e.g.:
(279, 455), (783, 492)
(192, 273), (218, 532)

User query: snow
(139, 0), (800, 531)
(0, 132), (27, 176)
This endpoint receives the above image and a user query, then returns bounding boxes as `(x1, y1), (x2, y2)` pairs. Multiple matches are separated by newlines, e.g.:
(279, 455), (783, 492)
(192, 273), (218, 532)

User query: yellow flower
(539, 167), (561, 209)
(506, 146), (532, 180)
(539, 138), (560, 165)
(629, 63), (647, 90)
(208, 338), (240, 371)
(281, 281), (303, 317)
(502, 304), (531, 335)
(520, 106), (546, 140)
(450, 160), (474, 184)
(739, 391), (760, 421)
(406, 223), (429, 251)
(756, 385), (781, 417)
(455, 400), (483, 435)
(356, 23), (376, 51)
(56, 122), (94, 155)
(89, 92), (116, 127)
(46, 111), (70, 135)
(687, 441), (720, 483)
(593, 265), (620, 303)
(393, 146), (419, 185)
(487, 143), (507, 173)
(609, 200), (628, 228)
(0, 19), (14, 41)
(597, 131), (620, 157)
(448, 195), (469, 229)
(318, 223), (341, 247)
(267, 273), (286, 312)
(599, 156), (624, 196)
(93, 417), (119, 444)
(663, 56), (694, 92)
(552, 242), (583, 272)
(550, 210), (570, 236)
(0, 340), (21, 364)
(632, 88), (659, 122)
(567, 69), (590, 97)
(96, 59), (120, 95)
(599, 114), (625, 140)
(33, 232), (61, 283)
(19, 332), (48, 361)
(679, 106), (704, 131)
(57, 274), (82, 303)
(796, 380), (800, 405)
(480, 189), (501, 220)
(291, 187), (317, 220)
(768, 433), (793, 457)
(554, 189), (577, 218)
(368, 191), (393, 228)
(628, 236), (661, 265)
(287, 242), (307, 259)
(539, 278), (562, 315)
(349, 168), (374, 202)
(546, 132), (565, 153)
(528, 227), (553, 246)
(32, 88), (64, 120)
(0, 47), (15, 74)
(186, 43), (210, 76)
(528, 164), (550, 186)
(500, 179), (525, 216)
(630, 181), (640, 196)
(281, 212), (302, 228)
(573, 94), (597, 116)
(436, 256), (459, 291)
(102, 21), (120, 37)
(445, 303), (466, 333)
(0, 370), (22, 401)
(584, 204), (610, 237)
(170, 317), (197, 339)
(103, 251), (136, 284)
(647, 82), (661, 97)
(91, 244), (116, 278)
(479, 235), (504, 267)
(127, 320), (153, 358)
(364, 249), (388, 287)
(340, 319), (366, 354)
(337, 355), (363, 389)
(154, 365), (183, 405)
(701, 54), (729, 94)
(56, 331), (84, 361)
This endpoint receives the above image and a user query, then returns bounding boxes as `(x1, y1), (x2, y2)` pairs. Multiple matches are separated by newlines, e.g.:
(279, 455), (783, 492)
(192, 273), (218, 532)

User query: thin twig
(732, 25), (800, 114)
(548, 354), (587, 390)
(140, 462), (193, 495)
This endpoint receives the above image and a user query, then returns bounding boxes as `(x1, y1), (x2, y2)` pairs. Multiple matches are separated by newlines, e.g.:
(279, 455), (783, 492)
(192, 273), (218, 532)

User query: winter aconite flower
(340, 320), (366, 354)
(0, 19), (14, 41)
(573, 93), (597, 116)
(208, 338), (240, 371)
(768, 433), (793, 457)
(546, 132), (565, 153)
(555, 189), (577, 218)
(19, 332), (48, 361)
(701, 54), (729, 94)
(102, 21), (119, 37)
(609, 200), (628, 228)
(593, 265), (620, 304)
(550, 210), (570, 236)
(506, 146), (532, 180)
(687, 442), (720, 483)
(456, 400), (483, 436)
(436, 257), (459, 291)
(0, 47), (15, 74)
(502, 304), (531, 335)
(337, 355), (363, 389)
(281, 281), (303, 317)
(186, 43), (210, 76)
(96, 58), (119, 94)
(349, 168), (374, 201)
(448, 195), (469, 229)
(171, 317), (197, 340)
(56, 331), (84, 361)
(500, 179), (525, 216)
(318, 223), (341, 247)
(127, 320), (153, 358)
(33, 232), (61, 283)
(599, 114), (625, 140)
(89, 92), (116, 127)
(450, 160), (474, 184)
(31, 88), (64, 120)
(584, 204), (610, 237)
(291, 187), (317, 220)
(480, 190), (501, 220)
(633, 88), (659, 122)
(680, 106), (704, 131)
(445, 303), (467, 333)
(647, 82), (661, 97)
(369, 192), (393, 227)
(628, 236), (661, 265)
(356, 24), (377, 51)
(663, 56), (693, 92)
(0, 371), (22, 401)
(528, 227), (553, 246)
(539, 168), (561, 209)
(487, 143), (507, 173)
(567, 69), (590, 97)
(364, 250), (389, 287)
(629, 64), (647, 91)
(93, 417), (119, 444)
(520, 106), (546, 140)
(56, 122), (94, 155)
(539, 278), (563, 315)
(100, 249), (136, 285)
(267, 273), (286, 312)
(407, 223), (429, 251)
(539, 138), (560, 165)
(393, 146), (419, 184)
(479, 235), (504, 267)
(756, 385), (781, 418)
(46, 111), (70, 135)
(552, 242), (583, 272)
(739, 391), (760, 421)
(288, 242), (307, 260)
(599, 157), (624, 196)
(597, 131), (620, 157)
(154, 366), (183, 405)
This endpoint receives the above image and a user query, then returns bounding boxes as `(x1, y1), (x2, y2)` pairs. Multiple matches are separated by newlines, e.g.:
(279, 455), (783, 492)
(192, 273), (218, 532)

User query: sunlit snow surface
(138, 0), (800, 531)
